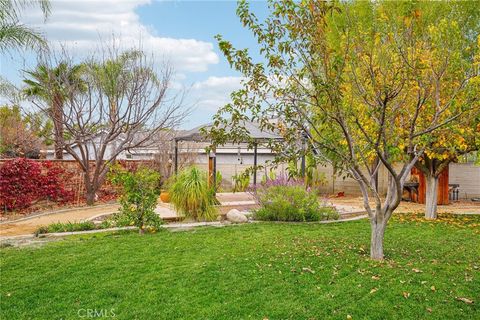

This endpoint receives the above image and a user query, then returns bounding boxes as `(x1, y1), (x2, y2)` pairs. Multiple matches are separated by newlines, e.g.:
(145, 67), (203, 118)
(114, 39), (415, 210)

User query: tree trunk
(370, 219), (386, 260)
(86, 189), (96, 206)
(52, 93), (64, 160)
(425, 173), (439, 219)
(54, 143), (63, 160)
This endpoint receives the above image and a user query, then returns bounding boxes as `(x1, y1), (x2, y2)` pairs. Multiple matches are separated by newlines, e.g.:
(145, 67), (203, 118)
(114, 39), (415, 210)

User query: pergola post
(253, 142), (258, 187)
(300, 135), (306, 177)
(213, 147), (217, 194)
(174, 139), (178, 175)
(208, 146), (217, 193)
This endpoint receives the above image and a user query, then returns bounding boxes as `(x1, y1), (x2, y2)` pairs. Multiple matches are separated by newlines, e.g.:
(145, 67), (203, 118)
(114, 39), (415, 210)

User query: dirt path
(5, 194), (475, 238)
(329, 197), (480, 214)
(0, 204), (120, 237)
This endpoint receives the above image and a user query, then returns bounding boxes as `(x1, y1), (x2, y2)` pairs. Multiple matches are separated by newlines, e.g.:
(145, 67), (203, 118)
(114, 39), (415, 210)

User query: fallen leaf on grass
(456, 297), (474, 304)
(412, 268), (423, 273)
(371, 275), (380, 280)
(426, 308), (432, 313)
(403, 292), (410, 299)
(370, 288), (378, 294)
(430, 286), (436, 292)
(302, 267), (315, 274)
(346, 315), (352, 320)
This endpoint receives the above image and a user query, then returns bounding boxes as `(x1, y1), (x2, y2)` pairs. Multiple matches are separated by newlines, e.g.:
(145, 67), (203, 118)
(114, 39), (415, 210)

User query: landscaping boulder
(226, 209), (248, 223)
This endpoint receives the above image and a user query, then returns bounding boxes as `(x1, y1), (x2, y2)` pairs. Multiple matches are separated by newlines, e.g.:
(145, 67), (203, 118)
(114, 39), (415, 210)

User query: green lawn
(1, 214), (479, 319)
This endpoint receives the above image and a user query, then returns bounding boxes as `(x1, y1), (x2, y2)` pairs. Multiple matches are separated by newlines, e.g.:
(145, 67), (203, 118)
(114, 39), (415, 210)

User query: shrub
(39, 161), (74, 202)
(215, 170), (223, 192)
(0, 158), (41, 210)
(232, 170), (250, 192)
(0, 158), (72, 211)
(35, 221), (97, 235)
(169, 166), (217, 221)
(254, 185), (339, 222)
(109, 166), (163, 233)
(305, 167), (327, 192)
(257, 173), (304, 188)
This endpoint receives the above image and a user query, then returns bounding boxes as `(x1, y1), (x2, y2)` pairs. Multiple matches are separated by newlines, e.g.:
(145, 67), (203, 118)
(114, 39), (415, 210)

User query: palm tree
(0, 0), (50, 53)
(89, 50), (148, 123)
(23, 62), (85, 159)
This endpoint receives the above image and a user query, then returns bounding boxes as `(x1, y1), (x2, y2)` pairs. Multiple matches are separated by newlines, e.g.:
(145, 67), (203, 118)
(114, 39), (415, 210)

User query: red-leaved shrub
(39, 161), (74, 203)
(0, 158), (73, 211)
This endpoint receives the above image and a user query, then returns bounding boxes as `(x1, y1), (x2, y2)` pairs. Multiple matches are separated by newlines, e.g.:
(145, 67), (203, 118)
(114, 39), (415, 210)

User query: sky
(0, 0), (269, 128)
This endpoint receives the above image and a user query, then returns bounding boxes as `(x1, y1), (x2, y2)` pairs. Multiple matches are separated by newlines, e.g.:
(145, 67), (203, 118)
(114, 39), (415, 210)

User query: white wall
(449, 162), (480, 199)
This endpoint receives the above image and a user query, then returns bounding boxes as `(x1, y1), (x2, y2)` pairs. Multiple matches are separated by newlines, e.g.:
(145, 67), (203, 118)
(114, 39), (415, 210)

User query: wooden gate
(410, 167), (449, 205)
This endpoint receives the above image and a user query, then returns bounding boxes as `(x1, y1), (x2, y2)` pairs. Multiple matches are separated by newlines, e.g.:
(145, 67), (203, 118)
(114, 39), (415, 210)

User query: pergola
(173, 121), (288, 187)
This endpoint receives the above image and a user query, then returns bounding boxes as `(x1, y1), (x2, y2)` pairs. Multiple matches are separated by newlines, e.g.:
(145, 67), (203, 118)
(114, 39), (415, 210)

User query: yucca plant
(169, 167), (217, 221)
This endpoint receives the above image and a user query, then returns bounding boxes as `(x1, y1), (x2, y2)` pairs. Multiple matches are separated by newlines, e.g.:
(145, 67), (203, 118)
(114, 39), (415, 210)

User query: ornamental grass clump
(169, 167), (217, 221)
(253, 184), (339, 222)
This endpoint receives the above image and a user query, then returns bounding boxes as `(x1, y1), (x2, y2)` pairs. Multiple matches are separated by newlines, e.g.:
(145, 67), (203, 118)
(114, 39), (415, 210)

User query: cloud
(21, 0), (218, 72)
(191, 76), (243, 111)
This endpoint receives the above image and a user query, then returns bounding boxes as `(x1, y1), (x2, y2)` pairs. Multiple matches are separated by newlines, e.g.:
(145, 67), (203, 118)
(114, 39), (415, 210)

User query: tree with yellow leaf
(208, 1), (480, 260)
(415, 117), (479, 219)
(411, 21), (480, 219)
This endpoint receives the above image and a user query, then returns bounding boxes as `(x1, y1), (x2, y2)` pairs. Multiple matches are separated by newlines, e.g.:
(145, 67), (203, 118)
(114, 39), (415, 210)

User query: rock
(226, 209), (248, 223)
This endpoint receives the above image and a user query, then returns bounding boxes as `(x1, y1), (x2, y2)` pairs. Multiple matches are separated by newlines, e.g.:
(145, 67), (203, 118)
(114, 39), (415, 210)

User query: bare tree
(30, 45), (188, 204)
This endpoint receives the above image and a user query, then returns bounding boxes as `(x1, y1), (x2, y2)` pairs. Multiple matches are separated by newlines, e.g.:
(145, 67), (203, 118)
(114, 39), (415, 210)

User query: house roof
(174, 120), (283, 142)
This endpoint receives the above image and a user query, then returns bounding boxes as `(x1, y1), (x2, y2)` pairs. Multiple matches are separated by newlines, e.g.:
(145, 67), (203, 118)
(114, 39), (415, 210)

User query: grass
(35, 221), (99, 235)
(1, 213), (479, 319)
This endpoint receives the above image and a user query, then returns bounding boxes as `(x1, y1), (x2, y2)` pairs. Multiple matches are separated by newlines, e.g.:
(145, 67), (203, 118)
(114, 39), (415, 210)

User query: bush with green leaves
(35, 221), (98, 235)
(109, 166), (163, 233)
(232, 170), (250, 192)
(215, 170), (223, 192)
(254, 185), (339, 222)
(169, 166), (217, 221)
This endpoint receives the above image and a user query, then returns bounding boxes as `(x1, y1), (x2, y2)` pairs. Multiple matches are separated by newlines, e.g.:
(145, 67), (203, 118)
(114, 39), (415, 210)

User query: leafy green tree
(23, 110), (53, 146)
(89, 50), (147, 122)
(23, 62), (85, 159)
(0, 0), (50, 53)
(0, 104), (47, 157)
(110, 166), (163, 234)
(208, 0), (480, 259)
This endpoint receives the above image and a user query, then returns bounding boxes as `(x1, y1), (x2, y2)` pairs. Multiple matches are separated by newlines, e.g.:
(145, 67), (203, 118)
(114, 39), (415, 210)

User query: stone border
(86, 213), (115, 222)
(0, 226), (137, 242)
